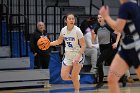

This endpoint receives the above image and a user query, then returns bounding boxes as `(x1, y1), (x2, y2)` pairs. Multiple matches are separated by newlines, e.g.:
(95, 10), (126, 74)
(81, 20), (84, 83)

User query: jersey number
(67, 42), (73, 48)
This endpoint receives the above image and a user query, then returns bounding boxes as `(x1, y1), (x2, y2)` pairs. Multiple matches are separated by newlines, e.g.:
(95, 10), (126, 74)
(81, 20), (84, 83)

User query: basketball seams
(37, 37), (50, 50)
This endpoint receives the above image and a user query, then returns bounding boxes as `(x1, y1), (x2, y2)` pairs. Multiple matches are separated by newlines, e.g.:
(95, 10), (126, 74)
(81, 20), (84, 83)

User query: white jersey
(60, 25), (84, 52)
(60, 25), (84, 66)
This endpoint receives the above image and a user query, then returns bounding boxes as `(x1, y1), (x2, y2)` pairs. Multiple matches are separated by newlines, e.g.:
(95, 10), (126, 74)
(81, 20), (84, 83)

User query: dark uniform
(118, 2), (140, 69)
(30, 30), (51, 69)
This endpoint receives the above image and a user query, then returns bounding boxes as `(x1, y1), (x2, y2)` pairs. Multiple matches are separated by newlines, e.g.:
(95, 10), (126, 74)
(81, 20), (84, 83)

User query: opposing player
(99, 0), (140, 93)
(50, 13), (85, 93)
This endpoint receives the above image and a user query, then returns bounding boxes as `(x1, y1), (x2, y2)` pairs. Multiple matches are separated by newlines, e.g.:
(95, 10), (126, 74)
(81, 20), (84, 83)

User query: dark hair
(80, 16), (98, 34)
(65, 13), (75, 20)
(86, 16), (97, 25)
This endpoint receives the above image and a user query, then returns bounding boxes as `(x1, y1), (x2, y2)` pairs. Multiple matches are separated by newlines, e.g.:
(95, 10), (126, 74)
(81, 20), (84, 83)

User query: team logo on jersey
(64, 37), (75, 41)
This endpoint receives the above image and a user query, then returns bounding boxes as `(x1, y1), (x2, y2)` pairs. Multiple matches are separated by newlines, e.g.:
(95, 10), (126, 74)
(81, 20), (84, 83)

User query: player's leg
(71, 63), (82, 93)
(135, 65), (140, 80)
(134, 50), (140, 80)
(107, 54), (129, 93)
(61, 63), (72, 80)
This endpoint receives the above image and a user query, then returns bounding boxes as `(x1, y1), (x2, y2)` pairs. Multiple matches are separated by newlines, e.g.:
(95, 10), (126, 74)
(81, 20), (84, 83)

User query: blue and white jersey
(60, 25), (84, 52)
(118, 2), (140, 49)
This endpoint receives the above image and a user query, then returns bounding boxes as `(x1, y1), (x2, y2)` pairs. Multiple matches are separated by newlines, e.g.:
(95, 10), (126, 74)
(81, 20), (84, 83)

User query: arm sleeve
(60, 30), (64, 37)
(118, 3), (129, 19)
(84, 33), (94, 48)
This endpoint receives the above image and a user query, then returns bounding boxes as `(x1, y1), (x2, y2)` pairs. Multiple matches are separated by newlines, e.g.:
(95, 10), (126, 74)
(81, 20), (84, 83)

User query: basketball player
(99, 0), (140, 93)
(50, 14), (85, 93)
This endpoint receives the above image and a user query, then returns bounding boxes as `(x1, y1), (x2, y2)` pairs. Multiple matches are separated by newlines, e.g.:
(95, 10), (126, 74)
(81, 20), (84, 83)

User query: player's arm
(105, 16), (126, 33)
(78, 37), (86, 56)
(112, 31), (121, 49)
(114, 31), (121, 45)
(99, 5), (126, 32)
(50, 35), (64, 46)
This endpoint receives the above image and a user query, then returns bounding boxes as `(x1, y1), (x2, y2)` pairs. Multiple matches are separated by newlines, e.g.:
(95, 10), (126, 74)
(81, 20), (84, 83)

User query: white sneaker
(90, 67), (97, 74)
(78, 75), (80, 81)
(74, 90), (80, 93)
(44, 84), (51, 88)
(90, 69), (96, 74)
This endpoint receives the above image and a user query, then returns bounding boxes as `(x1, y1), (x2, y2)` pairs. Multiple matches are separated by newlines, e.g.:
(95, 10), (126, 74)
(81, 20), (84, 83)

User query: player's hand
(112, 42), (118, 49)
(34, 53), (37, 56)
(99, 5), (109, 19)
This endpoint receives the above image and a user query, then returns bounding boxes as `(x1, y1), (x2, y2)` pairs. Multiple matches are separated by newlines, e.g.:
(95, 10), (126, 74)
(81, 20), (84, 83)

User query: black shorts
(118, 46), (140, 69)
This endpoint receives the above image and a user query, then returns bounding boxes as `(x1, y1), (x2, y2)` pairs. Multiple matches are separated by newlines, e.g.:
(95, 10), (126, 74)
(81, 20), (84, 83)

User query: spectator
(80, 17), (99, 73)
(30, 21), (52, 69)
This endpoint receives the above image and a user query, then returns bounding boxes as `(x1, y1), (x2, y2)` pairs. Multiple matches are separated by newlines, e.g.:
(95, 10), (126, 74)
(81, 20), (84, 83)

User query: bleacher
(0, 2), (50, 88)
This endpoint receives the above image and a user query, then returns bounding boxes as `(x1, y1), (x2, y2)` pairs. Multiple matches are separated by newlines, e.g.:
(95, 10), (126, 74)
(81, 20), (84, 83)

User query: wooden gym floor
(0, 81), (140, 93)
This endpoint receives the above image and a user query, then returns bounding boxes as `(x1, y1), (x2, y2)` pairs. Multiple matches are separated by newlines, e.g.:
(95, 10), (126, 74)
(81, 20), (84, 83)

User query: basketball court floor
(0, 81), (140, 93)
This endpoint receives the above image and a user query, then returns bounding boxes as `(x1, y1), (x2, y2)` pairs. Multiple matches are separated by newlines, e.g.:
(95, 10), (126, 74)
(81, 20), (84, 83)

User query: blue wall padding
(27, 41), (34, 69)
(11, 32), (27, 57)
(1, 22), (32, 58)
(21, 38), (27, 56)
(11, 32), (20, 57)
(80, 74), (95, 84)
(49, 51), (68, 84)
(2, 22), (8, 46)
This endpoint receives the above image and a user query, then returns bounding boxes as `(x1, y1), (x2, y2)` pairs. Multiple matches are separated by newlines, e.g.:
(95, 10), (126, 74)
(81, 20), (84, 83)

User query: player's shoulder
(73, 25), (81, 33)
(74, 25), (80, 29)
(61, 26), (67, 33)
(61, 26), (67, 30)
(121, 1), (137, 8)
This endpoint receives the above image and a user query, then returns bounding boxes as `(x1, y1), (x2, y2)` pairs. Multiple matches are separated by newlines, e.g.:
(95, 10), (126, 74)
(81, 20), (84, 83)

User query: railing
(0, 0), (47, 57)
(1, 0), (116, 57)
(0, 4), (9, 46)
(9, 14), (29, 57)
(45, 5), (86, 40)
(0, 1), (29, 58)
(89, 0), (104, 15)
(45, 6), (61, 41)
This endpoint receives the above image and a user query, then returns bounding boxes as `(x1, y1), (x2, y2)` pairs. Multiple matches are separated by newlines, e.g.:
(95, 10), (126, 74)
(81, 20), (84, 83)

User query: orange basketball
(37, 37), (50, 50)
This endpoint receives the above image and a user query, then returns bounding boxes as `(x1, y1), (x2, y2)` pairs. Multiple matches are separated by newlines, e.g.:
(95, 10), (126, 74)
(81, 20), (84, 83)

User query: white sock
(78, 75), (80, 81)
(74, 90), (79, 93)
